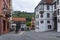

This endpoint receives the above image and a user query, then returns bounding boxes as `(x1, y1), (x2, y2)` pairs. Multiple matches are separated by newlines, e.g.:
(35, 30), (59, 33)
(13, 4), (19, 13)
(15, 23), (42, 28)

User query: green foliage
(26, 22), (31, 27)
(26, 17), (31, 21)
(12, 11), (35, 21)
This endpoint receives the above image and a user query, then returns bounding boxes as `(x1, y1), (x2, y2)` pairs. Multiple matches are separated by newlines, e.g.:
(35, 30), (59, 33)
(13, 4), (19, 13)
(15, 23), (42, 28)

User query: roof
(35, 0), (53, 9)
(12, 18), (26, 22)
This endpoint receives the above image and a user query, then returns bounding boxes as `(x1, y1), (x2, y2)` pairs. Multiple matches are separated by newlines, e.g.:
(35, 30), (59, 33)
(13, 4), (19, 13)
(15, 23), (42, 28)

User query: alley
(0, 31), (60, 40)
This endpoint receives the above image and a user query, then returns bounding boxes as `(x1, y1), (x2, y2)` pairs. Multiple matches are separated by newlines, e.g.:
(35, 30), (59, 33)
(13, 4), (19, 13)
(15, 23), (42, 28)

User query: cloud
(12, 0), (41, 12)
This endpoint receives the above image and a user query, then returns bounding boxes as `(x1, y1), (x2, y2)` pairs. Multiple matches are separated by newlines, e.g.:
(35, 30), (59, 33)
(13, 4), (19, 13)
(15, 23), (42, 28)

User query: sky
(12, 0), (41, 12)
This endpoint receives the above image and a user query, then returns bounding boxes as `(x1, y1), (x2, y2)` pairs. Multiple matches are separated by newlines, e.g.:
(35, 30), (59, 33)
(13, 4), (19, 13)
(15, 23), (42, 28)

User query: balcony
(0, 14), (5, 17)
(2, 7), (11, 17)
(5, 13), (11, 17)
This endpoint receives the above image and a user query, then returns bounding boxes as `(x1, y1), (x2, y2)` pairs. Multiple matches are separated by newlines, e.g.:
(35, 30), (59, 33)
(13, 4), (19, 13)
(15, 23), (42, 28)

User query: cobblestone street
(0, 31), (60, 40)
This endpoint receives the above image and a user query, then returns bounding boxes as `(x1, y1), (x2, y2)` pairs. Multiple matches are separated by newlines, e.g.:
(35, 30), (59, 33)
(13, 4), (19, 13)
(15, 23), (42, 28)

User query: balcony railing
(5, 13), (11, 17)
(2, 7), (11, 17)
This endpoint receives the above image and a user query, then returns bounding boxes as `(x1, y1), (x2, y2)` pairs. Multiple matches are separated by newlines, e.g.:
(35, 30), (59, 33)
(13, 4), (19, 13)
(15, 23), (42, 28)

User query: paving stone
(0, 31), (60, 40)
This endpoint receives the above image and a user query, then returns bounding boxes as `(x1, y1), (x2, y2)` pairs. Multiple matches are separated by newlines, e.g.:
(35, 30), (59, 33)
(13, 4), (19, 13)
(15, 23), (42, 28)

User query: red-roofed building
(12, 17), (26, 31)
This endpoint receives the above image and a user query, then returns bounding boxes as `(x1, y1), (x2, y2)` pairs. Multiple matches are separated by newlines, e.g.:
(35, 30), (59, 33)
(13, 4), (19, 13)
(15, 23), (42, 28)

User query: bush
(26, 22), (31, 27)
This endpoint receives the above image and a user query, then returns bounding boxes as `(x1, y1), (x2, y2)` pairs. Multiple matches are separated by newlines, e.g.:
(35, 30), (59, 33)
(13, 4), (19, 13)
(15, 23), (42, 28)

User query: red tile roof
(12, 18), (26, 22)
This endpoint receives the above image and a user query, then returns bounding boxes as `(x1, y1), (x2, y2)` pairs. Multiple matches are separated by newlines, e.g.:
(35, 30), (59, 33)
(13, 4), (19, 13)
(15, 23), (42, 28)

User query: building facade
(0, 0), (12, 35)
(35, 0), (60, 32)
(12, 18), (26, 31)
(30, 17), (35, 30)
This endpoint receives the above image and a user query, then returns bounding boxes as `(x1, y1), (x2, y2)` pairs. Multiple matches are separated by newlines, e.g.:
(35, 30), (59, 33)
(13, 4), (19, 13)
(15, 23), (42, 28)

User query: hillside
(12, 11), (35, 21)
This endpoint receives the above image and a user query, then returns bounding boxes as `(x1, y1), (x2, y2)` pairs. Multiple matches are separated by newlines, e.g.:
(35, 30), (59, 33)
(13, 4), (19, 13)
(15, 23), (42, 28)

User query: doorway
(3, 20), (6, 32)
(53, 17), (57, 31)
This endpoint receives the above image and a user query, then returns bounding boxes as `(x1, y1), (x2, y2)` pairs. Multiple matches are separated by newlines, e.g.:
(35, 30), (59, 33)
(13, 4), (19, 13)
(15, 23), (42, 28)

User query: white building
(55, 0), (60, 32)
(35, 0), (60, 32)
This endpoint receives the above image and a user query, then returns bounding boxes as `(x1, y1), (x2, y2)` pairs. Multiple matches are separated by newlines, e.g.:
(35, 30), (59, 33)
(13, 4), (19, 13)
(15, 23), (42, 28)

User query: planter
(39, 11), (44, 14)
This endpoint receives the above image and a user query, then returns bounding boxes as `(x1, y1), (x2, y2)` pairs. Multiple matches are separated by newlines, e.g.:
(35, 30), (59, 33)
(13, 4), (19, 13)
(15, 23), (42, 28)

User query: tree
(26, 17), (31, 21)
(26, 22), (31, 30)
(12, 11), (35, 21)
(26, 22), (31, 27)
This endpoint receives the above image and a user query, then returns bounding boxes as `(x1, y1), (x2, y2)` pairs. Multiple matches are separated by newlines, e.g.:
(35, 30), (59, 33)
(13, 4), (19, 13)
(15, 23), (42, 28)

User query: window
(48, 25), (51, 29)
(47, 5), (49, 10)
(47, 21), (50, 23)
(13, 21), (16, 24)
(47, 13), (50, 18)
(36, 27), (39, 29)
(57, 9), (59, 15)
(3, 20), (5, 31)
(40, 14), (43, 18)
(36, 14), (39, 18)
(40, 4), (44, 10)
(54, 2), (56, 9)
(41, 21), (44, 23)
(36, 21), (39, 25)
(58, 19), (60, 23)
(57, 0), (59, 5)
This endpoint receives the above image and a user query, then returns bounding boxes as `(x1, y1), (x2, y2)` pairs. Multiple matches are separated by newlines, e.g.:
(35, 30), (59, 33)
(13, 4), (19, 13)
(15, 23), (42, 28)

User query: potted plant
(39, 10), (44, 14)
